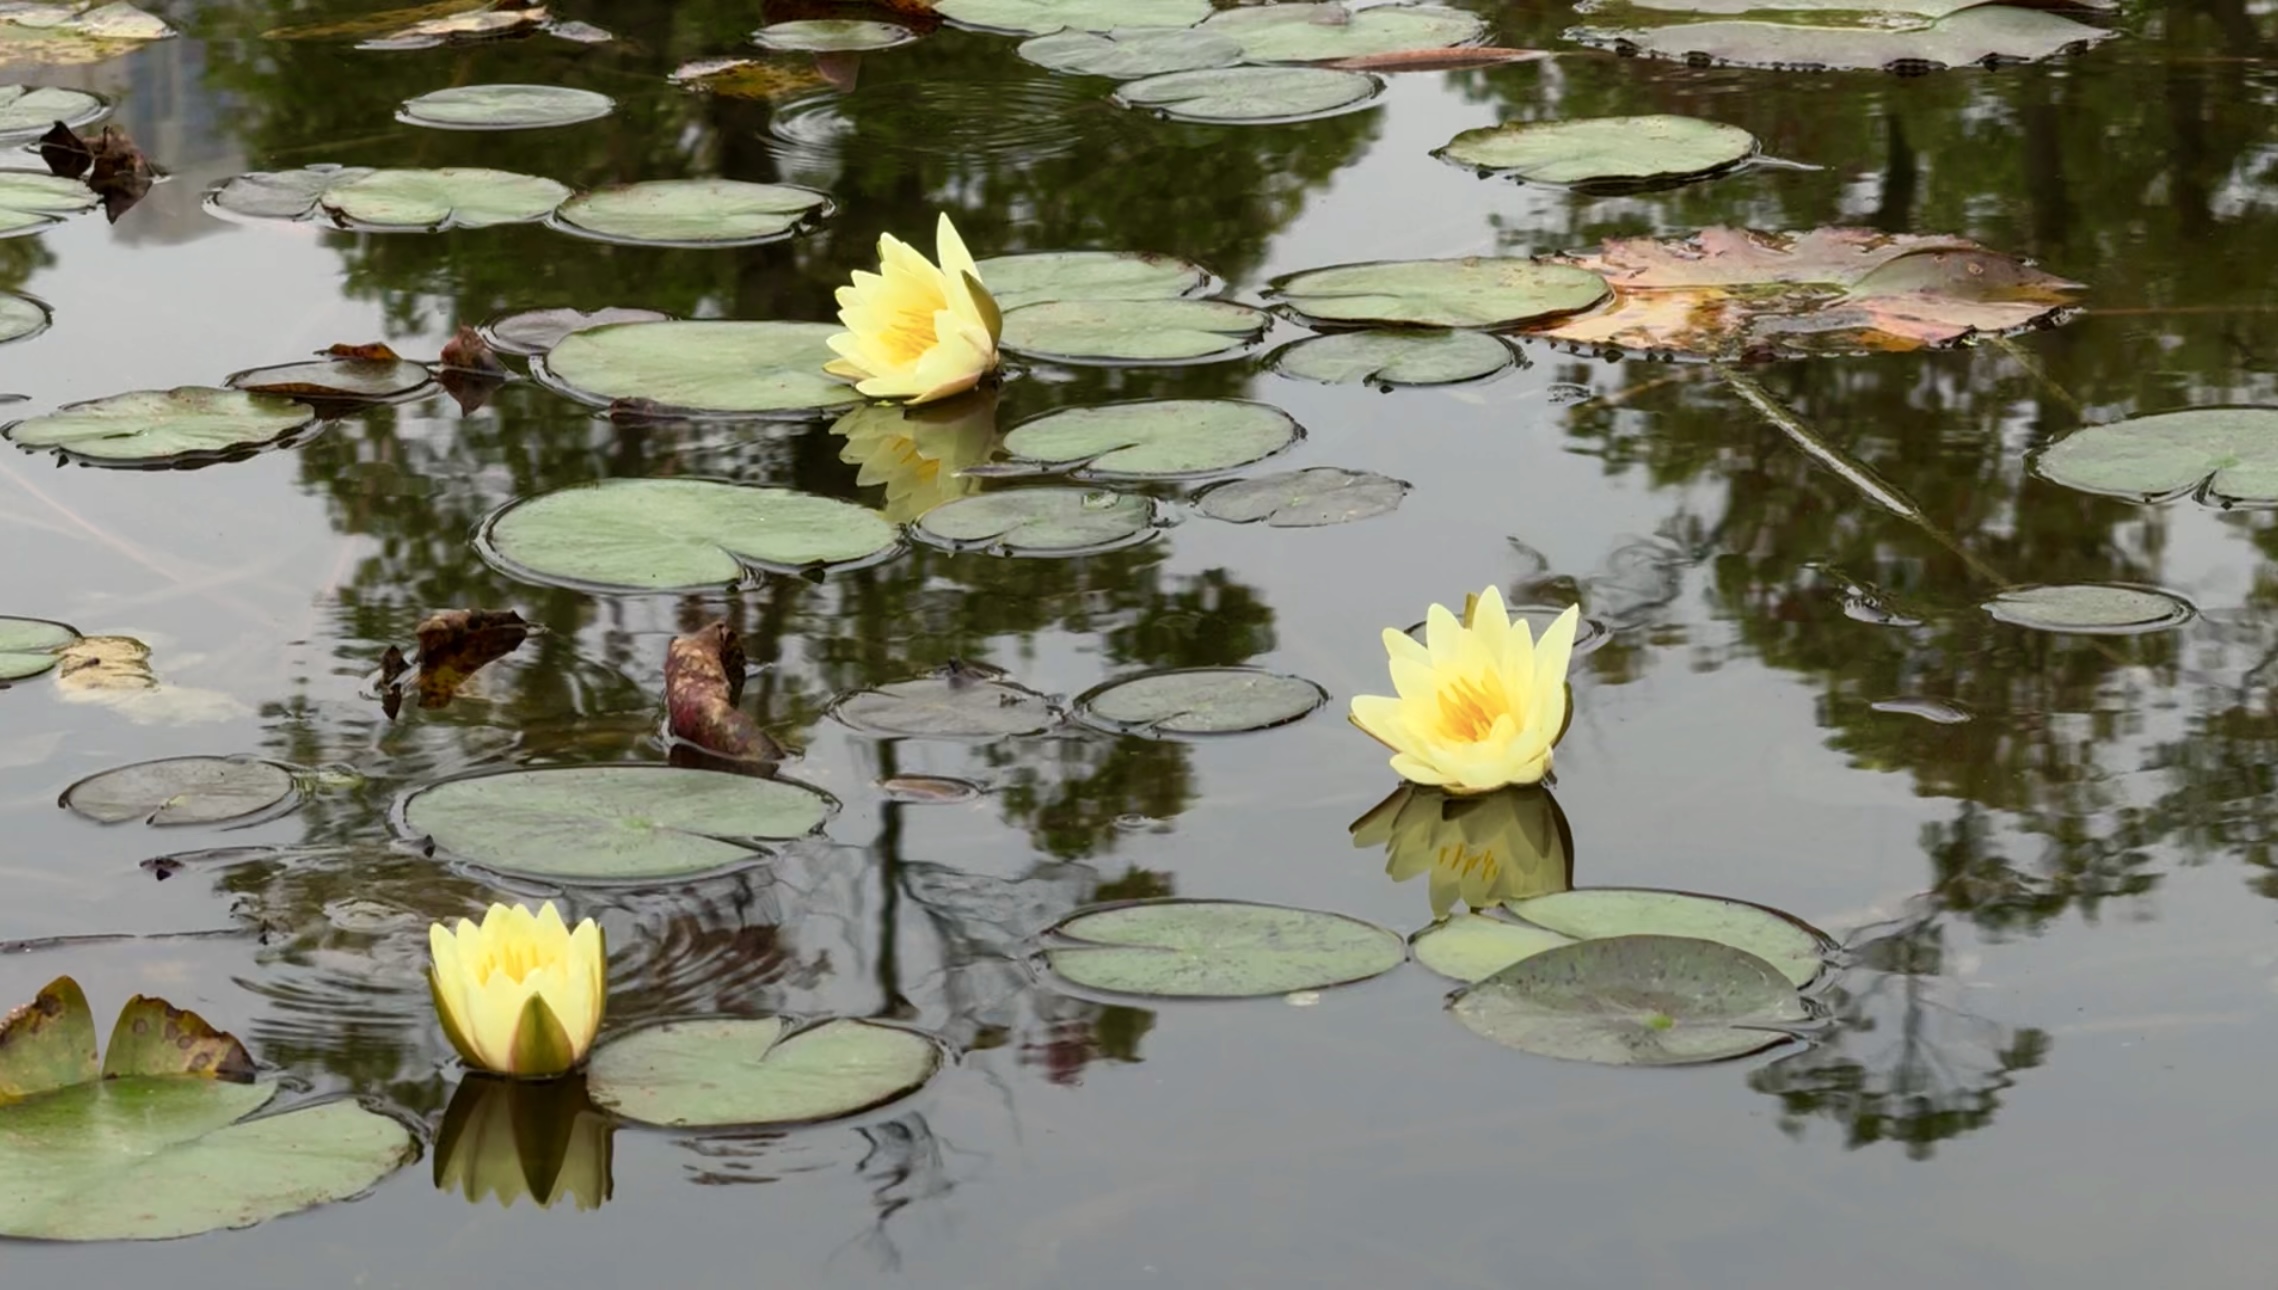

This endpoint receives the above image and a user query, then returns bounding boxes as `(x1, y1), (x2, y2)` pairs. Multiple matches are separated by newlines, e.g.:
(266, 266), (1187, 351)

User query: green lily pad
(0, 614), (76, 681)
(398, 83), (615, 129)
(913, 487), (1159, 556)
(0, 2), (173, 69)
(935, 0), (1213, 36)
(1017, 26), (1242, 77)
(1436, 115), (1757, 188)
(1197, 2), (1485, 62)
(751, 18), (915, 50)
(0, 169), (96, 235)
(1611, 0), (2115, 15)
(1270, 330), (1513, 386)
(2032, 407), (2278, 505)
(1450, 934), (1810, 1066)
(1074, 666), (1326, 735)
(400, 764), (834, 882)
(482, 477), (898, 592)
(539, 320), (857, 416)
(1116, 65), (1380, 123)
(206, 165), (372, 222)
(827, 672), (1059, 737)
(1570, 6), (2115, 70)
(587, 1017), (942, 1128)
(1039, 899), (1404, 998)
(1982, 583), (2196, 636)
(1412, 913), (1574, 982)
(0, 290), (49, 345)
(1270, 258), (1611, 329)
(1000, 298), (1267, 363)
(1194, 467), (1412, 527)
(1510, 888), (1833, 988)
(973, 249), (1213, 310)
(553, 178), (830, 247)
(5, 387), (317, 464)
(61, 755), (300, 826)
(319, 167), (571, 230)
(227, 355), (434, 403)
(480, 305), (671, 357)
(1002, 399), (1299, 478)
(0, 84), (104, 138)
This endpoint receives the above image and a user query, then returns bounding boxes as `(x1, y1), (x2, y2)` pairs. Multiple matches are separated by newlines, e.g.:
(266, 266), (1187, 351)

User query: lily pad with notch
(586, 1016), (942, 1128)
(1037, 898), (1405, 998)
(318, 167), (571, 230)
(1510, 887), (1833, 988)
(934, 0), (1213, 36)
(1449, 934), (1810, 1066)
(0, 290), (47, 345)
(399, 763), (834, 882)
(0, 614), (76, 681)
(1436, 115), (1758, 189)
(1195, 467), (1411, 527)
(6, 387), (317, 465)
(0, 84), (104, 139)
(0, 169), (96, 235)
(60, 755), (300, 827)
(205, 164), (371, 221)
(398, 83), (614, 129)
(1270, 257), (1610, 329)
(1982, 583), (2196, 636)
(1411, 912), (1574, 982)
(1568, 7), (2115, 71)
(1270, 330), (1513, 386)
(1002, 399), (1299, 479)
(479, 305), (671, 357)
(1115, 65), (1381, 124)
(1018, 26), (1240, 77)
(1197, 1), (1486, 63)
(552, 178), (830, 247)
(1074, 666), (1326, 735)
(1000, 298), (1267, 364)
(538, 319), (857, 416)
(827, 671), (1059, 738)
(973, 249), (1213, 310)
(912, 487), (1159, 556)
(2032, 407), (2278, 505)
(751, 18), (915, 50)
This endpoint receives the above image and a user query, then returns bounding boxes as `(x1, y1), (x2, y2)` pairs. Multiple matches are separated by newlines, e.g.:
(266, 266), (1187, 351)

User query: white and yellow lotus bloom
(825, 213), (1002, 406)
(1351, 783), (1572, 919)
(1349, 587), (1581, 793)
(429, 902), (606, 1079)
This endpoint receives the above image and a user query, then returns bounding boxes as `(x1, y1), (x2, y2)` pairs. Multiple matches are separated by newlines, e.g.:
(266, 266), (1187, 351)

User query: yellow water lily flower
(825, 212), (1002, 405)
(1349, 587), (1580, 793)
(429, 902), (606, 1079)
(1351, 783), (1572, 919)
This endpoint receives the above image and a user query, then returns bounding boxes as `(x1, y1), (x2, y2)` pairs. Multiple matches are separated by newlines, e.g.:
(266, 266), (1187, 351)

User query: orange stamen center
(1435, 673), (1508, 742)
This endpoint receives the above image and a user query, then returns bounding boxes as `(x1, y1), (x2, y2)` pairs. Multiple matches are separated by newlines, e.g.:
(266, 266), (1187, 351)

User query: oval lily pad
(1982, 583), (2196, 636)
(400, 764), (834, 882)
(227, 355), (434, 403)
(1449, 934), (1809, 1066)
(0, 170), (97, 236)
(482, 477), (898, 592)
(204, 164), (372, 222)
(0, 614), (77, 681)
(1074, 667), (1326, 735)
(1270, 330), (1513, 386)
(1270, 258), (1611, 329)
(479, 305), (671, 357)
(1038, 899), (1404, 998)
(320, 167), (571, 230)
(1436, 115), (1758, 189)
(1002, 399), (1299, 478)
(935, 0), (1213, 35)
(973, 249), (1213, 310)
(552, 179), (829, 247)
(1412, 913), (1573, 982)
(1194, 467), (1411, 527)
(1017, 27), (1242, 77)
(61, 755), (299, 826)
(2032, 407), (2278, 505)
(1000, 298), (1267, 363)
(539, 320), (857, 416)
(828, 673), (1059, 737)
(1511, 888), (1833, 988)
(1115, 65), (1380, 124)
(0, 290), (46, 345)
(0, 84), (104, 139)
(1197, 2), (1486, 63)
(398, 83), (614, 129)
(5, 387), (316, 465)
(912, 487), (1158, 556)
(1570, 7), (2115, 71)
(751, 18), (914, 50)
(587, 1017), (941, 1128)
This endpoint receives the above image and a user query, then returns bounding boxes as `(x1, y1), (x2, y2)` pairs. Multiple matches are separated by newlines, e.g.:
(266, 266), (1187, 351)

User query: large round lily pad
(935, 0), (1213, 35)
(1039, 899), (1404, 998)
(1982, 583), (2196, 636)
(480, 305), (671, 357)
(1000, 298), (1267, 363)
(0, 615), (77, 681)
(1116, 65), (1380, 123)
(1074, 667), (1326, 735)
(1510, 888), (1832, 988)
(553, 179), (829, 247)
(1003, 399), (1298, 478)
(2033, 407), (2278, 505)
(1437, 115), (1757, 189)
(0, 170), (98, 235)
(482, 478), (898, 592)
(61, 755), (300, 826)
(1569, 7), (2115, 70)
(1412, 913), (1573, 982)
(751, 18), (915, 50)
(1017, 27), (1242, 77)
(400, 764), (834, 881)
(205, 165), (371, 222)
(540, 320), (857, 416)
(973, 249), (1212, 310)
(5, 387), (316, 464)
(1197, 2), (1486, 62)
(912, 487), (1158, 556)
(828, 674), (1059, 737)
(1449, 934), (1809, 1066)
(587, 1017), (942, 1128)
(1194, 467), (1411, 527)
(320, 167), (571, 230)
(398, 83), (614, 129)
(1270, 330), (1513, 386)
(0, 290), (46, 345)
(1270, 257), (1611, 329)
(0, 84), (105, 139)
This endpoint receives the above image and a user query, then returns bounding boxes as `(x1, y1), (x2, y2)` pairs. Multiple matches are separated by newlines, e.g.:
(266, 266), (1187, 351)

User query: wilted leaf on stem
(665, 621), (783, 765)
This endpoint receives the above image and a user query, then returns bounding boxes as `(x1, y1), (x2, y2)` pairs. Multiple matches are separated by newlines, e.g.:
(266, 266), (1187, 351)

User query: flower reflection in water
(832, 387), (1001, 524)
(1351, 782), (1573, 919)
(434, 1074), (615, 1211)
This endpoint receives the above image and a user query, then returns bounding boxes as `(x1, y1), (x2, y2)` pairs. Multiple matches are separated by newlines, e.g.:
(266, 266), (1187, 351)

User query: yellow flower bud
(427, 902), (605, 1078)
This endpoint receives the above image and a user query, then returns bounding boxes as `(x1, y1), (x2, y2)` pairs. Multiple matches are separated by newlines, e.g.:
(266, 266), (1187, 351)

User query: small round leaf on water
(0, 85), (105, 139)
(1116, 65), (1380, 124)
(1018, 27), (1243, 78)
(1003, 399), (1299, 478)
(553, 179), (829, 247)
(828, 674), (1059, 737)
(751, 18), (915, 50)
(1271, 330), (1513, 386)
(1411, 913), (1574, 982)
(319, 167), (571, 230)
(1982, 583), (2196, 636)
(1075, 667), (1326, 735)
(1196, 467), (1412, 527)
(587, 1017), (941, 1128)
(398, 84), (614, 129)
(0, 291), (47, 345)
(935, 0), (1213, 35)
(1040, 899), (1405, 998)
(1509, 887), (1832, 987)
(2033, 407), (2278, 505)
(0, 615), (77, 681)
(1198, 2), (1486, 63)
(1436, 115), (1757, 188)
(61, 755), (299, 826)
(1449, 934), (1810, 1066)
(480, 305), (671, 357)
(5, 387), (316, 464)
(540, 320), (857, 416)
(483, 478), (898, 592)
(1271, 258), (1611, 329)
(914, 487), (1158, 556)
(1000, 298), (1267, 364)
(973, 250), (1212, 310)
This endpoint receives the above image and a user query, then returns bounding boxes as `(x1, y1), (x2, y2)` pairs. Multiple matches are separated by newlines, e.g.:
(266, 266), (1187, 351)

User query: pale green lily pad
(0, 84), (104, 138)
(319, 167), (571, 230)
(1198, 2), (1486, 62)
(1270, 330), (1513, 386)
(2033, 407), (2278, 505)
(5, 387), (316, 464)
(206, 165), (372, 221)
(1018, 27), (1242, 77)
(828, 673), (1059, 737)
(913, 487), (1158, 555)
(1982, 583), (2196, 636)
(1074, 666), (1326, 735)
(227, 356), (434, 402)
(751, 18), (914, 50)
(61, 755), (300, 826)
(1436, 115), (1757, 188)
(1116, 65), (1380, 123)
(1195, 467), (1411, 527)
(0, 2), (173, 69)
(1450, 935), (1810, 1066)
(0, 169), (95, 235)
(1000, 298), (1267, 363)
(481, 305), (672, 357)
(587, 1017), (942, 1128)
(935, 0), (1213, 36)
(0, 290), (48, 345)
(1610, 0), (2115, 18)
(553, 178), (829, 247)
(1412, 913), (1574, 982)
(540, 320), (857, 416)
(1003, 399), (1299, 478)
(974, 249), (1212, 310)
(1270, 258), (1611, 328)
(1511, 888), (1833, 987)
(482, 478), (898, 592)
(0, 614), (76, 681)
(1570, 7), (2115, 70)
(398, 83), (614, 129)
(1040, 899), (1404, 998)
(400, 764), (834, 881)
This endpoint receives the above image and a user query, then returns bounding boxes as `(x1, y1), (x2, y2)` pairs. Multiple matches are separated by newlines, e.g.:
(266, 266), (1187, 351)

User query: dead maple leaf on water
(39, 120), (155, 222)
(378, 609), (530, 716)
(665, 621), (784, 766)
